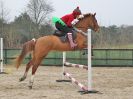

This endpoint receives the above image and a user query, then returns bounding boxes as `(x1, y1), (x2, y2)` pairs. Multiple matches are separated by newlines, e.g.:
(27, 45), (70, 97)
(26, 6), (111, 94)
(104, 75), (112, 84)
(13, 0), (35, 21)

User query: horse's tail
(15, 38), (36, 69)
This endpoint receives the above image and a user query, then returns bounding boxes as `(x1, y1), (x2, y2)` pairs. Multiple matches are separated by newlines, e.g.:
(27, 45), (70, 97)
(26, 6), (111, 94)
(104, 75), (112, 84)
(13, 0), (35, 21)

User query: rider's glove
(71, 19), (79, 25)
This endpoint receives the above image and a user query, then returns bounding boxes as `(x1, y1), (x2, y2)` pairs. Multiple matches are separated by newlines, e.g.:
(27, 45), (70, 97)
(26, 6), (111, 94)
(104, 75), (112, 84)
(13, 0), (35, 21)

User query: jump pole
(65, 29), (96, 93)
(56, 52), (71, 82)
(64, 62), (88, 70)
(87, 29), (92, 91)
(63, 30), (92, 91)
(57, 30), (98, 93)
(0, 38), (4, 73)
(62, 52), (66, 79)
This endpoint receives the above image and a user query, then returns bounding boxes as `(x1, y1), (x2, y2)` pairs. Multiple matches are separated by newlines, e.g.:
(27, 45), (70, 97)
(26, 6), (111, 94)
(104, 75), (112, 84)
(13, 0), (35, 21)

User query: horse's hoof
(19, 77), (26, 82)
(19, 78), (23, 82)
(28, 85), (32, 89)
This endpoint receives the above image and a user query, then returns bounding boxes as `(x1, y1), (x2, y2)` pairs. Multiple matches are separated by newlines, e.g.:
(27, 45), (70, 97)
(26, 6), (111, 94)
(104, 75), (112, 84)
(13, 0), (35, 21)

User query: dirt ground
(0, 65), (133, 99)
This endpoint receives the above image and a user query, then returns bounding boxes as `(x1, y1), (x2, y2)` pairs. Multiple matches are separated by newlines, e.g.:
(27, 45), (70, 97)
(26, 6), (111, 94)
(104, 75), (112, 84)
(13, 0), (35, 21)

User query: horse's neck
(75, 21), (89, 33)
(76, 33), (87, 49)
(75, 21), (88, 48)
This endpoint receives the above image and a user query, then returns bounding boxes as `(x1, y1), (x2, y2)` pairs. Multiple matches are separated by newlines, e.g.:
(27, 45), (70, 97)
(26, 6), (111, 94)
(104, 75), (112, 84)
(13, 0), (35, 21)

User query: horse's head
(75, 13), (100, 32)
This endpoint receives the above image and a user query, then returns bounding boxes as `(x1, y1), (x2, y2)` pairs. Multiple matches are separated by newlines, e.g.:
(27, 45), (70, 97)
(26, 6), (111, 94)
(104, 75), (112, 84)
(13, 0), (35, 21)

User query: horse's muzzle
(93, 28), (99, 33)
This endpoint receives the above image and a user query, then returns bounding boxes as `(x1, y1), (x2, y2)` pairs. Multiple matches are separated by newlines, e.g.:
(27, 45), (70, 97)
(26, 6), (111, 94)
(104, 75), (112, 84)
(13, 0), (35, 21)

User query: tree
(13, 12), (34, 38)
(27, 0), (54, 36)
(11, 12), (37, 46)
(0, 1), (10, 37)
(39, 22), (54, 36)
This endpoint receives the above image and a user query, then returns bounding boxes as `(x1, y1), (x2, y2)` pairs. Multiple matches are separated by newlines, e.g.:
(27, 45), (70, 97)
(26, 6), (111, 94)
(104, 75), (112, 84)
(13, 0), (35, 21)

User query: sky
(1, 0), (133, 26)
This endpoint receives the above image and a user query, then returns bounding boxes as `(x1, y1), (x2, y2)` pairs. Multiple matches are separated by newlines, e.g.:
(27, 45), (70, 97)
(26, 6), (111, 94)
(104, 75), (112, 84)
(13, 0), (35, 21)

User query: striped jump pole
(63, 72), (88, 91)
(64, 62), (88, 70)
(62, 29), (98, 94)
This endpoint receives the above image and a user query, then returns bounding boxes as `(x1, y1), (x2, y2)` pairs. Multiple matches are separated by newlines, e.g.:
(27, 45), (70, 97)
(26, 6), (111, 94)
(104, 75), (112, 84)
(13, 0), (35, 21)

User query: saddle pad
(53, 30), (77, 43)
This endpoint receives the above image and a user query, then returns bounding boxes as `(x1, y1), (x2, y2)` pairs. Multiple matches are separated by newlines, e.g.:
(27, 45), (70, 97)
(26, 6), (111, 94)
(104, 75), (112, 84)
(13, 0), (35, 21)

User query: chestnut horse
(15, 13), (99, 89)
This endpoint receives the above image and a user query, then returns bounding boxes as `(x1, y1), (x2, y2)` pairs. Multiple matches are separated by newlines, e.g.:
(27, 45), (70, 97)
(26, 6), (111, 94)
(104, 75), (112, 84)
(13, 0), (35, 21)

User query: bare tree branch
(27, 0), (53, 26)
(0, 1), (10, 23)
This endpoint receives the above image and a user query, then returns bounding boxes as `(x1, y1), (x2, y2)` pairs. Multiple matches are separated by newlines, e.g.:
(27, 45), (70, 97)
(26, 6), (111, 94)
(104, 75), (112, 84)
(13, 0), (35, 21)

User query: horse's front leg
(19, 60), (33, 82)
(28, 64), (40, 89)
(29, 74), (35, 89)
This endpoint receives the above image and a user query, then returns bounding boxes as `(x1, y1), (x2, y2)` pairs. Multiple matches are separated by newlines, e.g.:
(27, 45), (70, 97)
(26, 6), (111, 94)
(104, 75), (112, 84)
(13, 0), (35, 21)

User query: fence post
(132, 49), (133, 66)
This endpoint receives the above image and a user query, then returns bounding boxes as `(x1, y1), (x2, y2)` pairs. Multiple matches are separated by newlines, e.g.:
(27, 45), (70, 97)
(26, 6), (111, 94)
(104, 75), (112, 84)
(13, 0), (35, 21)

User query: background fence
(3, 49), (133, 66)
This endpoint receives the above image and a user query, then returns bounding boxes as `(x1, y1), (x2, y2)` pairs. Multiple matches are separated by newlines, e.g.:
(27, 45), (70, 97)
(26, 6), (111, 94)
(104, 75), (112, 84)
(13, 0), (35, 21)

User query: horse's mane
(83, 13), (93, 17)
(74, 13), (96, 26)
(77, 13), (93, 20)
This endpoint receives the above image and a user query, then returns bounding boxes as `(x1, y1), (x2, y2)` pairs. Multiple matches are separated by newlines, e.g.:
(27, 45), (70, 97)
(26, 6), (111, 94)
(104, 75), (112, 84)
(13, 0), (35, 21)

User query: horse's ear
(94, 13), (96, 16)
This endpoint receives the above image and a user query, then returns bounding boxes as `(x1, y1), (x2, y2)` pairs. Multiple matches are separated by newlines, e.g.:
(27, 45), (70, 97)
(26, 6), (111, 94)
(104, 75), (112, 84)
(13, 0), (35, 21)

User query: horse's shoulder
(76, 33), (87, 41)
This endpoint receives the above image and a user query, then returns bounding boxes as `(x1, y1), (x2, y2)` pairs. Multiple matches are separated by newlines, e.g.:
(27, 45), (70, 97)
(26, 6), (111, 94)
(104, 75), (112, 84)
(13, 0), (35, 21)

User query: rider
(52, 7), (82, 48)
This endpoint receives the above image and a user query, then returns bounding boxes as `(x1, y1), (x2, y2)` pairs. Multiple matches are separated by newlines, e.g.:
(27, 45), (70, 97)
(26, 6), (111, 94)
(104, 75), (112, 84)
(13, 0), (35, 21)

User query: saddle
(53, 29), (77, 43)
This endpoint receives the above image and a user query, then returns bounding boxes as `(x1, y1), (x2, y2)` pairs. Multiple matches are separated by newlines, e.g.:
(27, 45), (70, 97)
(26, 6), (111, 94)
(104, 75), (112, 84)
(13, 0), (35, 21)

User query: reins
(73, 27), (88, 37)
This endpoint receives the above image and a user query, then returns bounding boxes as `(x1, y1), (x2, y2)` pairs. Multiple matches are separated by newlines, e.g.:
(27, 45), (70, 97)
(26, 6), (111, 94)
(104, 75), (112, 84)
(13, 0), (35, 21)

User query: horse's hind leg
(19, 60), (33, 82)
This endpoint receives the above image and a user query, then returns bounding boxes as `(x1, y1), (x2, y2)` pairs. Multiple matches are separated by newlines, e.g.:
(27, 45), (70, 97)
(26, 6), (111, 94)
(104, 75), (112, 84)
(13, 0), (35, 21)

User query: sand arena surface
(0, 66), (133, 99)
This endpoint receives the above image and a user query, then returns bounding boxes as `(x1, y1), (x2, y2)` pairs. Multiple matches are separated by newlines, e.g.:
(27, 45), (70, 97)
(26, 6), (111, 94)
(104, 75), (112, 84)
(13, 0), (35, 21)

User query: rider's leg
(67, 33), (77, 48)
(55, 23), (77, 48)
